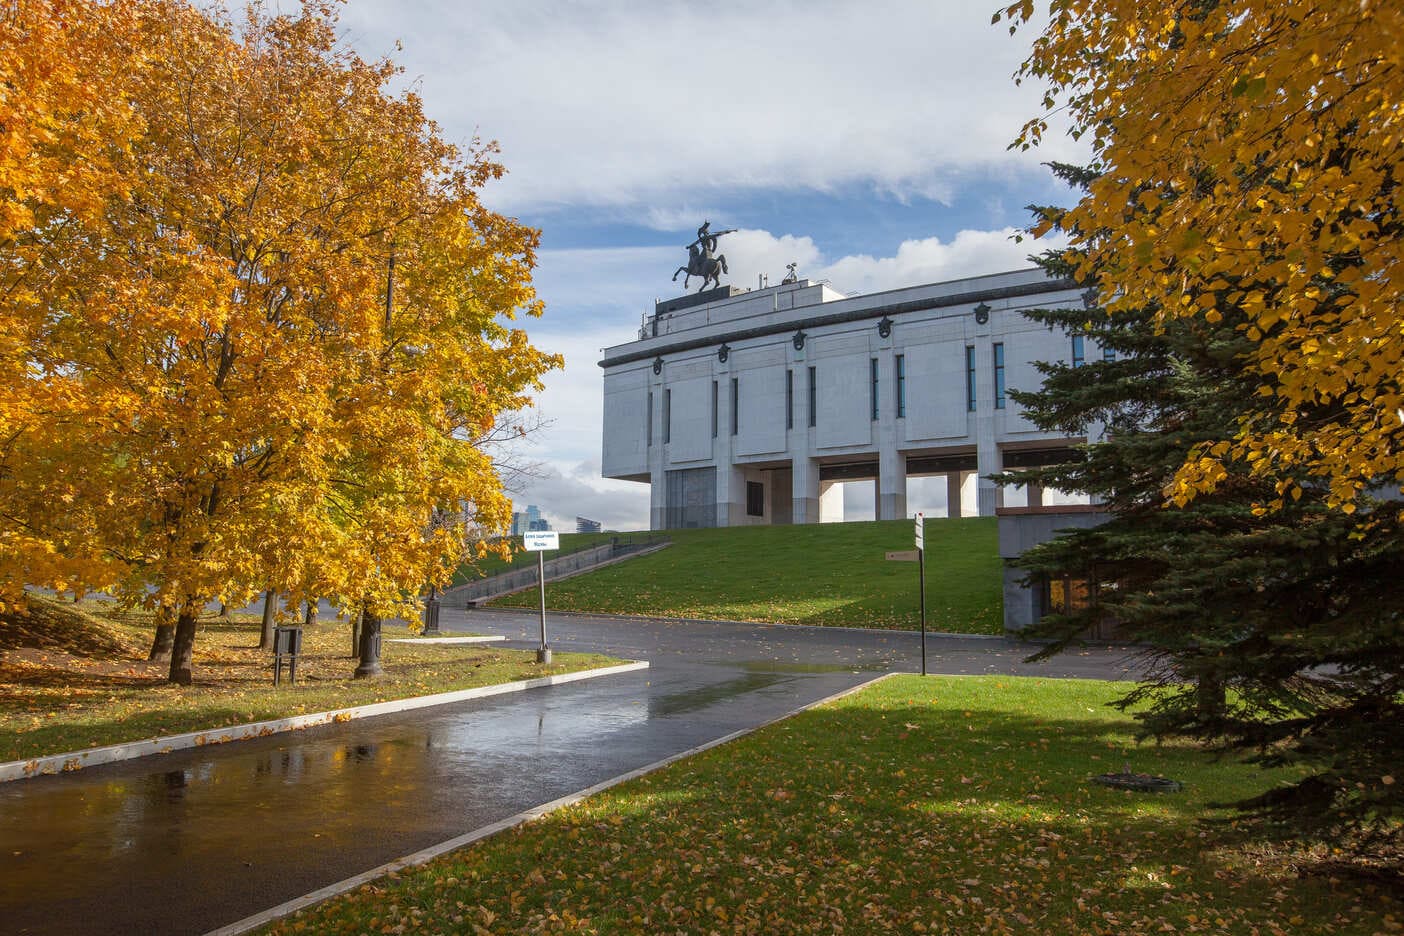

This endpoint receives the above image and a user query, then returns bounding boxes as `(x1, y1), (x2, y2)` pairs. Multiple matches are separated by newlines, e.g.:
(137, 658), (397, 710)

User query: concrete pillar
(717, 465), (749, 527)
(1026, 481), (1043, 508)
(877, 449), (907, 520)
(818, 480), (844, 523)
(946, 472), (963, 519)
(791, 457), (819, 524)
(977, 438), (1000, 516)
(650, 473), (666, 530)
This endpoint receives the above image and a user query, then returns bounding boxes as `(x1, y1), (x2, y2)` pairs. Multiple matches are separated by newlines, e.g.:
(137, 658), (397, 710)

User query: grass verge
(0, 596), (619, 764)
(264, 675), (1399, 936)
(486, 518), (1002, 633)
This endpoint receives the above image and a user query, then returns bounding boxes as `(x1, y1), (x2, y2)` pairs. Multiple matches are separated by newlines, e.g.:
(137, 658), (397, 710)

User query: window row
(648, 337), (1109, 444)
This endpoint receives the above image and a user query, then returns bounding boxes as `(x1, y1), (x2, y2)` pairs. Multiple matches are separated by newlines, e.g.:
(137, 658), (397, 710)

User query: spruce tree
(1006, 164), (1404, 856)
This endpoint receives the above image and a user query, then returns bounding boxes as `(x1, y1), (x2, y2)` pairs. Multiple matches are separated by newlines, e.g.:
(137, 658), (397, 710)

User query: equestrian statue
(673, 220), (735, 292)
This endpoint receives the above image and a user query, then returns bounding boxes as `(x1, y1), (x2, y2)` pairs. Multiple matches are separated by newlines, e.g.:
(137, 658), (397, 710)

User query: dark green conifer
(1005, 162), (1404, 854)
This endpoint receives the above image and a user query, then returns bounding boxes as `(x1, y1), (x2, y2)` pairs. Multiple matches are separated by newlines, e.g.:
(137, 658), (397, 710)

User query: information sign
(523, 531), (559, 552)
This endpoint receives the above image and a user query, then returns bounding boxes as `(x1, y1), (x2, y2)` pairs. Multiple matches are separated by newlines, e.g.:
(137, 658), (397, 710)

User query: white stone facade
(600, 268), (1098, 529)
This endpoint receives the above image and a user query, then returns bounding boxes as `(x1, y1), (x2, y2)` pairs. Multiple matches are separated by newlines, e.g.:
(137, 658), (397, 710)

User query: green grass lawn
(263, 675), (1398, 935)
(484, 518), (1002, 633)
(0, 596), (620, 763)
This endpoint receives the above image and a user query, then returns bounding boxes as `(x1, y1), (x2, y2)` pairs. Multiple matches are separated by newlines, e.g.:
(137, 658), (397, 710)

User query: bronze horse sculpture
(673, 244), (729, 292)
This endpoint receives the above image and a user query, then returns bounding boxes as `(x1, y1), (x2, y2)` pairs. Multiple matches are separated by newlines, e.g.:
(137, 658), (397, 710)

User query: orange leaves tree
(1, 1), (558, 682)
(1001, 3), (1404, 850)
(1002, 1), (1404, 510)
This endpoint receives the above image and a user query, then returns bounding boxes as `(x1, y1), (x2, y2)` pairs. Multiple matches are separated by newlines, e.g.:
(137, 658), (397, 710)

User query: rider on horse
(674, 221), (736, 292)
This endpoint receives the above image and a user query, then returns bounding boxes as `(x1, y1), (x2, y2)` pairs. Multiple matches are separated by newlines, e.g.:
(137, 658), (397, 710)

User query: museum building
(599, 267), (1106, 535)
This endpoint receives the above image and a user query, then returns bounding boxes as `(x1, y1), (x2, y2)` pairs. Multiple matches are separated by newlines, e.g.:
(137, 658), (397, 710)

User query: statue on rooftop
(673, 220), (735, 292)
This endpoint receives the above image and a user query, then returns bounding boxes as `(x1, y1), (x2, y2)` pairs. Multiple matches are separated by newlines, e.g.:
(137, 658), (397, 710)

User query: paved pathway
(0, 611), (1141, 935)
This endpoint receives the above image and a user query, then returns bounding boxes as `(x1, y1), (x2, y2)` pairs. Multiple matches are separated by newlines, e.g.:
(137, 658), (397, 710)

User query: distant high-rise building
(511, 503), (545, 537)
(576, 516), (602, 533)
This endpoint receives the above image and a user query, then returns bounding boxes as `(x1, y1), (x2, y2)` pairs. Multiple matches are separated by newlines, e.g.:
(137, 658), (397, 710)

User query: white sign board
(523, 531), (560, 552)
(914, 512), (924, 551)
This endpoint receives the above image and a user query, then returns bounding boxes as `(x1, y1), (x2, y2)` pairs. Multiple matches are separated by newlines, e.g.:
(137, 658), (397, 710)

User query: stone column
(649, 470), (666, 531)
(791, 456), (820, 524)
(818, 480), (844, 523)
(877, 449), (907, 520)
(947, 472), (963, 519)
(717, 465), (747, 527)
(976, 437), (1000, 517)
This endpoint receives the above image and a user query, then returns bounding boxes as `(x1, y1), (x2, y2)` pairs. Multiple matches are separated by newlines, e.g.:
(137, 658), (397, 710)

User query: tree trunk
(353, 608), (383, 678)
(258, 589), (276, 650)
(304, 600), (317, 628)
(147, 604), (175, 662)
(1195, 668), (1226, 724)
(168, 604), (199, 685)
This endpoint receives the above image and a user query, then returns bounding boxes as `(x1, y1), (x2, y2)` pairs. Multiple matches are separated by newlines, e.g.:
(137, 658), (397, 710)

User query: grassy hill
(481, 518), (1003, 634)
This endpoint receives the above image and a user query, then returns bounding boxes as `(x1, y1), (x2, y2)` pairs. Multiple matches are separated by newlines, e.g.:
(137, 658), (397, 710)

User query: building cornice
(598, 277), (1077, 369)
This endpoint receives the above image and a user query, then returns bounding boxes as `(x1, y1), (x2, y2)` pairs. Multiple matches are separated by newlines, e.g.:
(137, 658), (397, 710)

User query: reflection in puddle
(735, 660), (893, 675)
(649, 672), (787, 717)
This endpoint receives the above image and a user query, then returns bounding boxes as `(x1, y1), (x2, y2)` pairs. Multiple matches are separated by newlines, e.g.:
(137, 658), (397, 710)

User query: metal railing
(442, 535), (667, 608)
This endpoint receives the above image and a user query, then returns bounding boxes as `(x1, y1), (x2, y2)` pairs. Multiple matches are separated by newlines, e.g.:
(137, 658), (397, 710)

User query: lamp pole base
(536, 647), (552, 665)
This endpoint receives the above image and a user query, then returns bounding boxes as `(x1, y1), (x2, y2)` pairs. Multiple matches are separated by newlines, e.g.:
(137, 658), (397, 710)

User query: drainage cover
(1091, 770), (1184, 793)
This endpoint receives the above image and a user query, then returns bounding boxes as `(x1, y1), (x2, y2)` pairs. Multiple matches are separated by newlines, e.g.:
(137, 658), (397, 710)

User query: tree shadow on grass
(294, 699), (1399, 936)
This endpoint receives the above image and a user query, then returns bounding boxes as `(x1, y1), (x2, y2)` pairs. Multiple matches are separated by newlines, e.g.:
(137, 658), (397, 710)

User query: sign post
(915, 512), (927, 676)
(523, 531), (560, 664)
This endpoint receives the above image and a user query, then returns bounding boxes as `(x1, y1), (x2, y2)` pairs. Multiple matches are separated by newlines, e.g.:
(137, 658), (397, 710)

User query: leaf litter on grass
(263, 675), (1402, 936)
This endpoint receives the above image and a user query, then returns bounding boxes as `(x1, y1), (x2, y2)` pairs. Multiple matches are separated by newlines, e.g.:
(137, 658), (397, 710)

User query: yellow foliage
(1007, 0), (1404, 509)
(0, 3), (558, 655)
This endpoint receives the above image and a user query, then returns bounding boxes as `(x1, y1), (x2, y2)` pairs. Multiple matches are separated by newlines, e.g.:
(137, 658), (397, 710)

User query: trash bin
(273, 626), (303, 685)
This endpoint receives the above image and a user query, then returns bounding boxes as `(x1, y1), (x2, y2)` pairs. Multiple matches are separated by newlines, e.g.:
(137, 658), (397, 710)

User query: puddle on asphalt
(733, 660), (893, 675)
(648, 672), (788, 717)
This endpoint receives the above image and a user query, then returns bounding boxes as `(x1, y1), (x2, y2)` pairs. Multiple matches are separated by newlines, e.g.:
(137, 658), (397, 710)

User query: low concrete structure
(997, 504), (1112, 633)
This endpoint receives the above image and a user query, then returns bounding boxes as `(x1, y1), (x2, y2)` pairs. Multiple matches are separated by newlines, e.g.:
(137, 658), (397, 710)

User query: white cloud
(814, 227), (1067, 295)
(337, 0), (1085, 214)
(674, 226), (1067, 297)
(510, 461), (650, 532)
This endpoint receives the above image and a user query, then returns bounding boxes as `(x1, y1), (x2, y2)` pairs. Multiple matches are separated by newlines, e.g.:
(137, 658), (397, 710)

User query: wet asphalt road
(0, 610), (1141, 935)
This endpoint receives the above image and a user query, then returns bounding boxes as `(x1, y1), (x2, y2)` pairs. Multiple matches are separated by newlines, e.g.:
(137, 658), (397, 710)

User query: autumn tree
(0, 2), (148, 607)
(1002, 0), (1404, 509)
(1, 1), (558, 682)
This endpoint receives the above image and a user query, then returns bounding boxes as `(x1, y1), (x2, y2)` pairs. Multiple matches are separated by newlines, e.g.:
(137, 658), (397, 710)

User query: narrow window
(866, 358), (879, 421)
(746, 481), (764, 517)
(993, 342), (1006, 410)
(895, 354), (906, 418)
(785, 369), (794, 430)
(807, 366), (817, 427)
(1102, 344), (1115, 363)
(965, 346), (976, 412)
(663, 388), (671, 444)
(647, 391), (654, 446)
(730, 377), (739, 436)
(711, 380), (718, 438)
(1071, 335), (1085, 368)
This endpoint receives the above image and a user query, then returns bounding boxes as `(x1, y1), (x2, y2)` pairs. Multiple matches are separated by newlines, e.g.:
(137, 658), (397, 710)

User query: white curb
(0, 661), (649, 784)
(386, 635), (505, 645)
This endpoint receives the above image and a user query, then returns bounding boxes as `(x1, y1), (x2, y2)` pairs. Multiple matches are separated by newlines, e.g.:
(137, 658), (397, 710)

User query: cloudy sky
(335, 0), (1083, 531)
